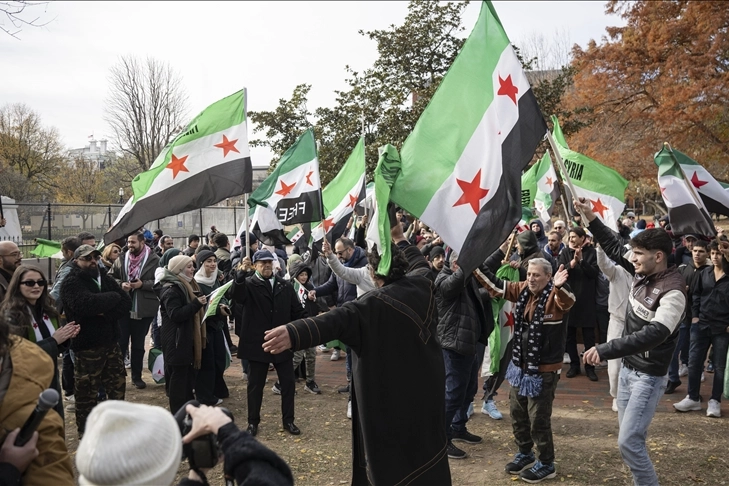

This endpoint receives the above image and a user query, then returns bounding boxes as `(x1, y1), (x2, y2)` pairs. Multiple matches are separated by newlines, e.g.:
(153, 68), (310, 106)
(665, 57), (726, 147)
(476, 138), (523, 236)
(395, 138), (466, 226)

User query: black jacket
(289, 261), (319, 318)
(590, 217), (686, 376)
(558, 243), (599, 328)
(434, 264), (493, 356)
(313, 246), (368, 306)
(60, 264), (131, 352)
(284, 246), (451, 486)
(678, 261), (709, 325)
(692, 265), (729, 335)
(155, 282), (205, 367)
(232, 270), (307, 363)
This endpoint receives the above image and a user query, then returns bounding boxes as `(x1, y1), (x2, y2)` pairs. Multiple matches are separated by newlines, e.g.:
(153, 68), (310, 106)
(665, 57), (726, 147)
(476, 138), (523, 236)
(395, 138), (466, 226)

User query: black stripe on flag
(275, 191), (323, 226)
(458, 89), (547, 276)
(105, 156), (252, 244)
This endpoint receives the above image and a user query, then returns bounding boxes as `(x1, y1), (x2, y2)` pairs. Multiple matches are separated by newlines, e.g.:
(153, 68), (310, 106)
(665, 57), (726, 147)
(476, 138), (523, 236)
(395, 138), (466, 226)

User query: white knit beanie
(76, 401), (182, 485)
(167, 255), (193, 276)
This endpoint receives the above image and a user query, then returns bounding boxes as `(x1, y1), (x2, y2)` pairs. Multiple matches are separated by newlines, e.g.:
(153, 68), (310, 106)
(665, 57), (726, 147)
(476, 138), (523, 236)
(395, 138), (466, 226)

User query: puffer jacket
(434, 265), (493, 356)
(589, 217), (686, 376)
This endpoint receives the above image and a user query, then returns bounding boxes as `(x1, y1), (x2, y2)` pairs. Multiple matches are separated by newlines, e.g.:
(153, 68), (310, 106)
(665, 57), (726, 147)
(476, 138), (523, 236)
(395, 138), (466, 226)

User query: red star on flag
(275, 180), (296, 197)
(305, 171), (314, 186)
(32, 322), (38, 328)
(214, 135), (240, 157)
(545, 176), (553, 189)
(167, 154), (189, 179)
(453, 170), (489, 214)
(497, 74), (519, 104)
(591, 198), (609, 218)
(660, 186), (667, 196)
(346, 194), (358, 208)
(504, 311), (514, 328)
(691, 172), (708, 189)
(322, 218), (335, 233)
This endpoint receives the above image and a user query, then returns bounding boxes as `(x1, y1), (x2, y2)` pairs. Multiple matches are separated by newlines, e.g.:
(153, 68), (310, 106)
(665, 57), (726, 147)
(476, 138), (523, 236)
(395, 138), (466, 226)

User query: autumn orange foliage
(563, 0), (729, 197)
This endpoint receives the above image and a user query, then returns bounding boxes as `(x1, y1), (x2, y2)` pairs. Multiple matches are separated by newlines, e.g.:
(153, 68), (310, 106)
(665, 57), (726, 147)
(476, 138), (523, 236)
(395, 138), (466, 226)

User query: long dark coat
(232, 271), (307, 364)
(154, 282), (205, 367)
(558, 244), (599, 328)
(285, 265), (451, 485)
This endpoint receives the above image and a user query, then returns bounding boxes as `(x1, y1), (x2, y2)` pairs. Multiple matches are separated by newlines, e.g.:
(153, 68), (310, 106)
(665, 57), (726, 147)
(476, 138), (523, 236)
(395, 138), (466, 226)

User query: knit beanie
(168, 255), (193, 275)
(195, 249), (216, 266)
(76, 401), (182, 486)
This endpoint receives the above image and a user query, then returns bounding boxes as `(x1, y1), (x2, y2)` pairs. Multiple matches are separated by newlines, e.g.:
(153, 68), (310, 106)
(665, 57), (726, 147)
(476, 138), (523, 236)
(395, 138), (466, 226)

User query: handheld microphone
(14, 389), (59, 446)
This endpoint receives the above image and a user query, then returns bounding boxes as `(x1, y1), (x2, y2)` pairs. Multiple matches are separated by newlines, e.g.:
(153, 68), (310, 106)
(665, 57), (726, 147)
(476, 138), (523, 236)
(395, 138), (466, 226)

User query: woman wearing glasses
(101, 243), (122, 269)
(0, 266), (80, 418)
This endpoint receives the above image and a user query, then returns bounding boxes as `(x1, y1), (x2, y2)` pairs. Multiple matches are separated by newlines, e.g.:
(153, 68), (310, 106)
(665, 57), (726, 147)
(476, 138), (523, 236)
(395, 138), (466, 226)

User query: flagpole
(546, 131), (588, 223)
(244, 194), (250, 260)
(665, 142), (718, 237)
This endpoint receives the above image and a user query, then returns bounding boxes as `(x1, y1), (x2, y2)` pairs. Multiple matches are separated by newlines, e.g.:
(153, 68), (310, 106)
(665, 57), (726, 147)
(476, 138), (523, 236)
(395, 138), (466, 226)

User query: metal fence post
(199, 208), (204, 236)
(107, 205), (112, 231)
(47, 202), (52, 280)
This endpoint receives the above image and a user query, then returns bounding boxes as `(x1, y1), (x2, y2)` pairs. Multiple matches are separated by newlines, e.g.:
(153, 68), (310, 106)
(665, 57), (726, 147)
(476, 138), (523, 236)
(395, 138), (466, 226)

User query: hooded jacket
(529, 219), (549, 249)
(289, 260), (319, 318)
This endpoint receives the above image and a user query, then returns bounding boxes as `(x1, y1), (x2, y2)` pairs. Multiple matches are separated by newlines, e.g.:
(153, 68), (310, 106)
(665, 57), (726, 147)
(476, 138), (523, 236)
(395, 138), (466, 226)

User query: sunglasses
(80, 255), (100, 261)
(20, 279), (47, 287)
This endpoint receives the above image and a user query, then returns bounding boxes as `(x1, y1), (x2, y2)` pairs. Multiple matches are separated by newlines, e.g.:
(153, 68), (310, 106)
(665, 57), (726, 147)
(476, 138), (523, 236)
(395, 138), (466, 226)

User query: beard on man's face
(82, 265), (100, 279)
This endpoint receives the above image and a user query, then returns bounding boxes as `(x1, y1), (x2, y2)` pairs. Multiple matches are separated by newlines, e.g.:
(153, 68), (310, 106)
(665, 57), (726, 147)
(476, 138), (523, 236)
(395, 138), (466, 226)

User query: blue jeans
(442, 348), (479, 440)
(687, 326), (729, 402)
(668, 322), (690, 382)
(617, 365), (667, 486)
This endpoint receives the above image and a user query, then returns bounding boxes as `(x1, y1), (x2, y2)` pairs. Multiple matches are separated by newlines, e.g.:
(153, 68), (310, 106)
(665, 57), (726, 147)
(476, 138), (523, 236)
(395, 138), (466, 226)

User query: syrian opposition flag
(388, 1), (547, 276)
(366, 145), (401, 275)
(248, 129), (323, 246)
(671, 148), (729, 218)
(522, 151), (560, 225)
(105, 90), (252, 244)
(551, 116), (628, 232)
(485, 264), (518, 375)
(655, 145), (716, 237)
(202, 280), (233, 324)
(310, 137), (366, 245)
(31, 238), (62, 259)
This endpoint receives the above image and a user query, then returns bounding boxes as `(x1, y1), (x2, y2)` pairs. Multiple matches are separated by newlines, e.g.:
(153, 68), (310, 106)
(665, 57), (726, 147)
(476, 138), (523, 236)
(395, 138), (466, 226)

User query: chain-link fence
(0, 202), (249, 282)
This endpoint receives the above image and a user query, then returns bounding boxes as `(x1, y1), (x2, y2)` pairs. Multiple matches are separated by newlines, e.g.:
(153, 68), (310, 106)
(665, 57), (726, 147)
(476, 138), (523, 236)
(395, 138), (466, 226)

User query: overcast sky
(1, 1), (622, 167)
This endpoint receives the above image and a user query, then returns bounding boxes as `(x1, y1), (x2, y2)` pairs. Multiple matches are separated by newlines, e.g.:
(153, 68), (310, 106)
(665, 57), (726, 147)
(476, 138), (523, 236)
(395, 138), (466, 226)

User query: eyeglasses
(0, 251), (21, 258)
(80, 255), (100, 261)
(20, 279), (47, 287)
(554, 226), (564, 230)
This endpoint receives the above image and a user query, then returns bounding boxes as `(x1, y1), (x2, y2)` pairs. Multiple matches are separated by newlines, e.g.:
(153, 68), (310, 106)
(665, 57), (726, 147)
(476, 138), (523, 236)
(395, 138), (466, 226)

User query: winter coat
(154, 281), (205, 367)
(60, 264), (131, 352)
(529, 219), (549, 250)
(313, 246), (368, 306)
(558, 243), (599, 328)
(288, 261), (320, 318)
(692, 265), (729, 335)
(232, 270), (307, 363)
(434, 265), (493, 356)
(324, 252), (376, 296)
(111, 249), (161, 319)
(0, 337), (74, 485)
(284, 247), (451, 486)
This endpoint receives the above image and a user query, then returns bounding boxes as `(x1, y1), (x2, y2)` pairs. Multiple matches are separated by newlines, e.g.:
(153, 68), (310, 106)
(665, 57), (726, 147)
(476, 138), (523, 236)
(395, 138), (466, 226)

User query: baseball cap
(74, 244), (101, 259)
(683, 234), (698, 241)
(252, 249), (275, 263)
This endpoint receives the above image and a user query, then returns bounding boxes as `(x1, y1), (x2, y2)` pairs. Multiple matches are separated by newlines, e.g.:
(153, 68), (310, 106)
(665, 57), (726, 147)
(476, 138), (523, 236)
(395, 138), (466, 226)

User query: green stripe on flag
(394, 1), (511, 216)
(203, 280), (233, 323)
(370, 145), (402, 276)
(31, 238), (61, 258)
(323, 137), (365, 215)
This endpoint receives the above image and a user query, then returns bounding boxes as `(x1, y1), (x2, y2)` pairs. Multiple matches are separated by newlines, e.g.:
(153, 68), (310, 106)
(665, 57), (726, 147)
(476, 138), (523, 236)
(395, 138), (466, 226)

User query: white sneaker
(318, 344), (330, 352)
(347, 400), (352, 419)
(331, 349), (341, 361)
(706, 399), (721, 418)
(124, 356), (131, 369)
(701, 372), (705, 382)
(612, 398), (618, 413)
(673, 395), (702, 412)
(563, 353), (571, 364)
(678, 363), (689, 377)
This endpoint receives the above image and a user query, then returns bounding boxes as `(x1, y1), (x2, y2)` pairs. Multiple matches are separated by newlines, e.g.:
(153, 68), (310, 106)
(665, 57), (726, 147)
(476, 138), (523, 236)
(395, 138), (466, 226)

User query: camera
(174, 400), (234, 470)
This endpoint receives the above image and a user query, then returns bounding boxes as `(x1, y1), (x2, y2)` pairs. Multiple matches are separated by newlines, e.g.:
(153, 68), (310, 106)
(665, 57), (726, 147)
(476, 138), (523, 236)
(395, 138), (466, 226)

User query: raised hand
(553, 264), (569, 287)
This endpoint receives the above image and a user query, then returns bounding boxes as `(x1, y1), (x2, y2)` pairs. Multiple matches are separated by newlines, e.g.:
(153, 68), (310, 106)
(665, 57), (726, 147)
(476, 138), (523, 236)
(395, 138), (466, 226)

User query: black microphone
(14, 389), (59, 446)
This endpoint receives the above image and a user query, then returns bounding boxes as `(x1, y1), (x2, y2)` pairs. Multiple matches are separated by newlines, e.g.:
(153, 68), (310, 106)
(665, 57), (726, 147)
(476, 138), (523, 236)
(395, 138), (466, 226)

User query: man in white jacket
(595, 244), (632, 412)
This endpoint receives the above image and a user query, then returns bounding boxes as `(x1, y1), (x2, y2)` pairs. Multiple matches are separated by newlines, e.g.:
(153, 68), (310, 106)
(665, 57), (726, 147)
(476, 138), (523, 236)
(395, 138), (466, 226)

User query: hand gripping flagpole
(545, 131), (588, 223)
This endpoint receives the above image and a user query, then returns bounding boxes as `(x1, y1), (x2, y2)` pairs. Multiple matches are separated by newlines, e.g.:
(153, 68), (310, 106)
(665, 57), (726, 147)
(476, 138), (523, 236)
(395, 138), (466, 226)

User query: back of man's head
(187, 234), (200, 245)
(213, 233), (229, 249)
(62, 237), (82, 255)
(77, 232), (96, 244)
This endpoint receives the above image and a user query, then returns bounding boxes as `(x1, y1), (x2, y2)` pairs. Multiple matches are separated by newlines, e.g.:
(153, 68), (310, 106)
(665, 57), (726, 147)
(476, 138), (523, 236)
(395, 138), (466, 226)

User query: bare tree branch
(0, 1), (54, 39)
(104, 56), (188, 172)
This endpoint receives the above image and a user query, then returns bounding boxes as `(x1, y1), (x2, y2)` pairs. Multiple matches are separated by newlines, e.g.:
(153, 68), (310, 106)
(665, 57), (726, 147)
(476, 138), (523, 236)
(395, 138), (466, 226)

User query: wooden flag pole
(244, 194), (251, 260)
(501, 230), (518, 265)
(546, 131), (588, 223)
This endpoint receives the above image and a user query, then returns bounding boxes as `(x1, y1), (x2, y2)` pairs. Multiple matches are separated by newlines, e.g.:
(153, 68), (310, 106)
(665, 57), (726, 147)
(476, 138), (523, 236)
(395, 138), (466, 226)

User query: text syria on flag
(105, 89), (252, 244)
(390, 0), (547, 276)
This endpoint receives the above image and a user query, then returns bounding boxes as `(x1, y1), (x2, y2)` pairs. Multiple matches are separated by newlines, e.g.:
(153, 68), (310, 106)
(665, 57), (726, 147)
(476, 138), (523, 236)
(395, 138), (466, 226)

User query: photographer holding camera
(76, 400), (293, 486)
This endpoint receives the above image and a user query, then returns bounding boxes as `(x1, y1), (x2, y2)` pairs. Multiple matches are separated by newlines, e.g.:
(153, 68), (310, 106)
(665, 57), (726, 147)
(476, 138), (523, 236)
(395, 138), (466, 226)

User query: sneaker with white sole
(318, 344), (330, 352)
(562, 353), (571, 364)
(447, 441), (467, 459)
(482, 399), (503, 420)
(304, 380), (321, 394)
(701, 372), (705, 382)
(272, 382), (282, 395)
(519, 460), (556, 483)
(706, 399), (721, 418)
(124, 356), (131, 369)
(678, 363), (689, 377)
(347, 400), (352, 419)
(673, 395), (702, 412)
(505, 452), (536, 474)
(331, 349), (341, 361)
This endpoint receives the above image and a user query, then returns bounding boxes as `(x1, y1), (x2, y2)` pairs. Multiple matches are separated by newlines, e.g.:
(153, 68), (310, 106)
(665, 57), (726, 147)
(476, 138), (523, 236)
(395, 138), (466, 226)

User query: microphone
(14, 389), (59, 446)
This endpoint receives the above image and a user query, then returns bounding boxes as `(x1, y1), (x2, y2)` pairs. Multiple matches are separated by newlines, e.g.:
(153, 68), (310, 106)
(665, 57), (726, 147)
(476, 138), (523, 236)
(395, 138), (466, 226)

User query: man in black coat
(232, 249), (307, 437)
(60, 245), (132, 437)
(263, 240), (451, 486)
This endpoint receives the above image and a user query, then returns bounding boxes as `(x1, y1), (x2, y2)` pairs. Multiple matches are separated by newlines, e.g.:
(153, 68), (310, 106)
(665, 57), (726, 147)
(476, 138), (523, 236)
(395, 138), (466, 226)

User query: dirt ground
(63, 346), (729, 485)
